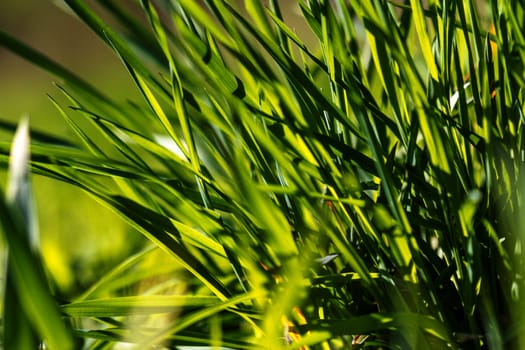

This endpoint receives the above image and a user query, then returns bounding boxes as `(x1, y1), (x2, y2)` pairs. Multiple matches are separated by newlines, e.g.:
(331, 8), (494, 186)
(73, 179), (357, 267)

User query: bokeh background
(0, 0), (145, 295)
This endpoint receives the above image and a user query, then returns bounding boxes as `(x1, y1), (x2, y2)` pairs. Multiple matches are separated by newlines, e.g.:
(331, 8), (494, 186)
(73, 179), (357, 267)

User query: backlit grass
(1, 0), (525, 349)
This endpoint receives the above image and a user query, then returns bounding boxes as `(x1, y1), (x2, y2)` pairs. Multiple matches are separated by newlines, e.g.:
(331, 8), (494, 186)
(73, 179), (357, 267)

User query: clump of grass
(1, 0), (525, 349)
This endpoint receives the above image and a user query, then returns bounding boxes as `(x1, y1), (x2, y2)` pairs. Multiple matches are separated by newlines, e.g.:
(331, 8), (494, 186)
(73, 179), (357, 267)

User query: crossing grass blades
(1, 0), (525, 349)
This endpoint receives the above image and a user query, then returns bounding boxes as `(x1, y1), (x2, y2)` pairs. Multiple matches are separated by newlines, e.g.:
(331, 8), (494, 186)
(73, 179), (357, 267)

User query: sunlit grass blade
(62, 295), (221, 317)
(1, 118), (73, 350)
(409, 0), (439, 80)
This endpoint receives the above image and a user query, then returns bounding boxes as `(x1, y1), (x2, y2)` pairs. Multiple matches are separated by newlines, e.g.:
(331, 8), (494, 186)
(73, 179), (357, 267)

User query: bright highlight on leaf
(6, 116), (30, 204)
(409, 0), (440, 80)
(1, 117), (74, 350)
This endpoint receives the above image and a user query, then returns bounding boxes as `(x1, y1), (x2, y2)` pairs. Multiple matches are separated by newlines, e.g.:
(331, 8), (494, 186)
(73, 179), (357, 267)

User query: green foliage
(0, 119), (73, 349)
(1, 0), (525, 348)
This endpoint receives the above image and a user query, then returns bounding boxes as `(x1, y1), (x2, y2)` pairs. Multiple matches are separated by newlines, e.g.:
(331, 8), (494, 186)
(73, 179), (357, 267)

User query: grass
(0, 0), (525, 348)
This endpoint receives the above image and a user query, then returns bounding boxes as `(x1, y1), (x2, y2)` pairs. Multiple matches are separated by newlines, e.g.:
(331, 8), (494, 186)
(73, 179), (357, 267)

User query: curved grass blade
(0, 30), (111, 106)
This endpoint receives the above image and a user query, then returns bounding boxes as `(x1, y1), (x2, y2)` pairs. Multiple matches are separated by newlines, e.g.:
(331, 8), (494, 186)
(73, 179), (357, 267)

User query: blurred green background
(0, 0), (145, 295)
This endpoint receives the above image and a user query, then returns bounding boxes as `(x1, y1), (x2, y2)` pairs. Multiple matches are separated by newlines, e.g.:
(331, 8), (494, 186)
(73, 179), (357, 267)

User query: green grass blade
(0, 30), (110, 105)
(409, 0), (439, 80)
(62, 295), (221, 317)
(1, 118), (73, 350)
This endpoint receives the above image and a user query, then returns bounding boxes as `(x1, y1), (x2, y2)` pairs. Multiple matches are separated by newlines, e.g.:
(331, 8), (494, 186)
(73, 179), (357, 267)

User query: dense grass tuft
(1, 0), (525, 349)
